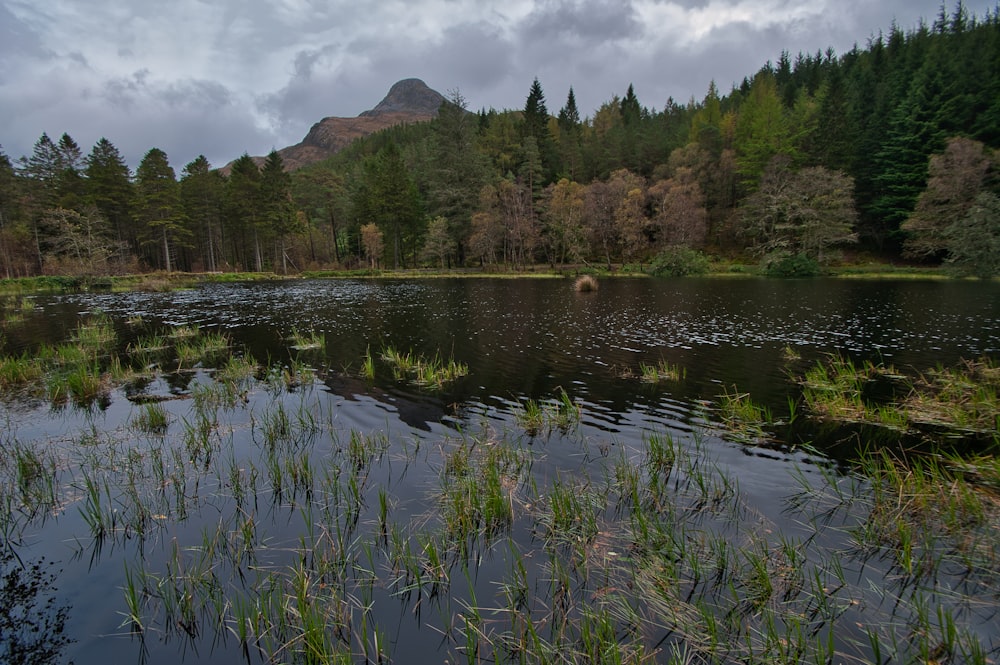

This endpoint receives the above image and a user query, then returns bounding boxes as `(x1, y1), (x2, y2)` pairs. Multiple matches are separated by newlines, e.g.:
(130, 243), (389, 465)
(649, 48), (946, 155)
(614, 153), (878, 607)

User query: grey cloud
(522, 0), (643, 42)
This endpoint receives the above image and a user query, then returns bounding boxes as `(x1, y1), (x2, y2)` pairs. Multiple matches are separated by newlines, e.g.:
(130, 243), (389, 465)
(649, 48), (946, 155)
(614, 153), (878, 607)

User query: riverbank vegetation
(2, 3), (999, 281)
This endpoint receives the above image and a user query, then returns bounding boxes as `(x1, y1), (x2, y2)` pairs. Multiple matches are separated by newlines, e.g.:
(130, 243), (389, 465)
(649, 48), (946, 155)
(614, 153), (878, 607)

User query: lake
(1, 276), (998, 664)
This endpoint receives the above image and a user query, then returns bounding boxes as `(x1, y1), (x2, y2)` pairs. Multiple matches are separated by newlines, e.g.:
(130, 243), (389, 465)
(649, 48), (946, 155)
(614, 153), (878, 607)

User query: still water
(2, 276), (998, 664)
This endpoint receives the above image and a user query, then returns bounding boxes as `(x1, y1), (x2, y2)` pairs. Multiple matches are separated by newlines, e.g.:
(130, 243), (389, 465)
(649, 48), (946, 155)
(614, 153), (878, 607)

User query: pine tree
(135, 148), (184, 272)
(260, 150), (298, 273)
(226, 154), (262, 271)
(180, 155), (225, 271)
(427, 90), (488, 264)
(557, 88), (583, 180)
(84, 138), (134, 254)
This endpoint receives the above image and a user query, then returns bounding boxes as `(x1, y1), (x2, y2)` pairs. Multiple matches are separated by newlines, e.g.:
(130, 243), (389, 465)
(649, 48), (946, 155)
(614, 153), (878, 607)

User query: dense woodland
(2, 4), (1000, 278)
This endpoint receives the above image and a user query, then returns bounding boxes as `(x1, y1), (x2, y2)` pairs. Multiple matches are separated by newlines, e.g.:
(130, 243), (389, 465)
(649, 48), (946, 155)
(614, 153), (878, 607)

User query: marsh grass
(0, 353), (44, 389)
(574, 275), (598, 292)
(379, 345), (468, 389)
(638, 359), (685, 383)
(132, 403), (170, 434)
(288, 328), (326, 351)
(801, 354), (1000, 438)
(515, 388), (582, 436)
(717, 387), (773, 441)
(0, 311), (998, 665)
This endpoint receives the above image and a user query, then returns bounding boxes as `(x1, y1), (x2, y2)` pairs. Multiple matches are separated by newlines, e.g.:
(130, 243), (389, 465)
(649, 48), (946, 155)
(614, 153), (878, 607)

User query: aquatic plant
(131, 403), (170, 434)
(638, 359), (685, 383)
(574, 275), (598, 292)
(288, 328), (326, 351)
(379, 345), (468, 389)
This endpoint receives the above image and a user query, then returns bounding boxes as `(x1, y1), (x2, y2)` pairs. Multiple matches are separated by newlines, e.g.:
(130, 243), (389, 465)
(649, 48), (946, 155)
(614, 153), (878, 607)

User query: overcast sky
(2, 0), (995, 171)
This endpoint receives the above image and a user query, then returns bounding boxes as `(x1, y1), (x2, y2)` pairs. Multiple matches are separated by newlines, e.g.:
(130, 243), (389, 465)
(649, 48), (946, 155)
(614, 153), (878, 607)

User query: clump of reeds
(639, 359), (685, 383)
(379, 345), (468, 389)
(574, 275), (598, 292)
(717, 386), (773, 441)
(800, 354), (998, 436)
(288, 328), (326, 351)
(515, 388), (581, 436)
(131, 402), (170, 434)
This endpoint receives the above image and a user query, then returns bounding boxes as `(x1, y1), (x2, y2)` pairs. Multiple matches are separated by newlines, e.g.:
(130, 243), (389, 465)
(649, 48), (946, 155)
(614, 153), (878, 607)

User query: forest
(1, 3), (999, 279)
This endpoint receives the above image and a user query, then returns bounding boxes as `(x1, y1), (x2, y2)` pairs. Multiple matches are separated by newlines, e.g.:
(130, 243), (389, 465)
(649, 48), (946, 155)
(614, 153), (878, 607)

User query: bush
(649, 247), (710, 277)
(762, 252), (820, 278)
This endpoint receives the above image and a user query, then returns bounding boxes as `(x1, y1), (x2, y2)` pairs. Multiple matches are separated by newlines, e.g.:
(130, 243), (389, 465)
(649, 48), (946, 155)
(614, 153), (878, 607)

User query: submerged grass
(801, 354), (1000, 438)
(1, 309), (999, 665)
(379, 345), (468, 389)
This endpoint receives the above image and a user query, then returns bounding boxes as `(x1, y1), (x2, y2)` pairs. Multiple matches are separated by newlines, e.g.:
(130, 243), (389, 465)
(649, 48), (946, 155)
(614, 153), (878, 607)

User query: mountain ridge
(230, 78), (445, 171)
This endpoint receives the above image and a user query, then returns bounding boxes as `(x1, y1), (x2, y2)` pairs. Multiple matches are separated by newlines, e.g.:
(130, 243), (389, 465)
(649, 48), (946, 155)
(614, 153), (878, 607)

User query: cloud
(1, 0), (996, 170)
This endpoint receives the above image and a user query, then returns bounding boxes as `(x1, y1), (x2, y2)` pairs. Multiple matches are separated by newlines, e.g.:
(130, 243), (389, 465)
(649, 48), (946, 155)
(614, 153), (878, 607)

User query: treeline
(1, 3), (999, 278)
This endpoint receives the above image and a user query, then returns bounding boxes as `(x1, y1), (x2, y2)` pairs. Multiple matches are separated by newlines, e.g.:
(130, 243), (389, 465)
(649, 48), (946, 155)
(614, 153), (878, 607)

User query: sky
(1, 0), (995, 171)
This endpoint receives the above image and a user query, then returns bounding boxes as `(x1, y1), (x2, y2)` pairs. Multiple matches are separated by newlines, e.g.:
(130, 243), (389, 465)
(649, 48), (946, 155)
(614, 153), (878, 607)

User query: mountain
(234, 78), (445, 171)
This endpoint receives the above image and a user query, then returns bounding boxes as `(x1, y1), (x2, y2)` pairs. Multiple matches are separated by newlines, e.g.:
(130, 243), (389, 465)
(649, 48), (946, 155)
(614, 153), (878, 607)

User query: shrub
(649, 247), (710, 277)
(574, 275), (598, 292)
(762, 252), (820, 278)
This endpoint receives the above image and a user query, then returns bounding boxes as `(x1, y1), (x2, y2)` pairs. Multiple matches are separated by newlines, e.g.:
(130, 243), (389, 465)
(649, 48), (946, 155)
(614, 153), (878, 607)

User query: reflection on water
(0, 277), (998, 664)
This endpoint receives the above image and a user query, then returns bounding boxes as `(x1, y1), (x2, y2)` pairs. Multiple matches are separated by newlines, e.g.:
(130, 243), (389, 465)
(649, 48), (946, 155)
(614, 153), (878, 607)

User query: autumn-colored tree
(37, 207), (121, 275)
(421, 216), (456, 268)
(542, 178), (587, 264)
(360, 222), (384, 269)
(468, 209), (503, 267)
(606, 169), (648, 263)
(648, 168), (709, 248)
(901, 136), (993, 260)
(583, 180), (617, 268)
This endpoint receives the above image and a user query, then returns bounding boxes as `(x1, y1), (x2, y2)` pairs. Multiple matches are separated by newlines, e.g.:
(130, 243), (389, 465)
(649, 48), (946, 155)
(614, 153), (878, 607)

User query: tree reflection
(0, 550), (74, 665)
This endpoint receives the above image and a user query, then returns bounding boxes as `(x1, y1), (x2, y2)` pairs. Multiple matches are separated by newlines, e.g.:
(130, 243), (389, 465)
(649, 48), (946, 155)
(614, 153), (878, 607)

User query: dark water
(13, 276), (1000, 417)
(2, 276), (999, 664)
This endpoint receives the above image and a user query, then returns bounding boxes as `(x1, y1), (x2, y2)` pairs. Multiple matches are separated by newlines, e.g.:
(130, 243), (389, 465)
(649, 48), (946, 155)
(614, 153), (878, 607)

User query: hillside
(235, 78), (445, 171)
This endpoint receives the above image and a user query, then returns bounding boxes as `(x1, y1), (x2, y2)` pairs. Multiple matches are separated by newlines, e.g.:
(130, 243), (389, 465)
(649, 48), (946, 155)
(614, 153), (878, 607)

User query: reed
(638, 359), (685, 383)
(574, 275), (598, 292)
(717, 386), (772, 441)
(131, 402), (170, 434)
(288, 328), (326, 351)
(0, 352), (44, 389)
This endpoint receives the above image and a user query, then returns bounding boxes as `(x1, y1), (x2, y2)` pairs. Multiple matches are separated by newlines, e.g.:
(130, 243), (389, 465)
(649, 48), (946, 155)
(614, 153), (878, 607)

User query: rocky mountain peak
(360, 78), (446, 117)
(225, 78), (446, 172)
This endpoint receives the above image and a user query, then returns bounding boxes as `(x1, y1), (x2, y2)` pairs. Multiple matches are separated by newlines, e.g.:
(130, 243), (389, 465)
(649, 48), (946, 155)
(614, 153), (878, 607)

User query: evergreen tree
(522, 78), (556, 182)
(51, 133), (85, 209)
(225, 154), (263, 271)
(352, 143), (423, 268)
(84, 138), (134, 255)
(557, 88), (584, 180)
(135, 148), (185, 271)
(427, 90), (488, 264)
(690, 81), (724, 155)
(180, 155), (226, 271)
(19, 133), (62, 213)
(734, 71), (793, 188)
(260, 150), (299, 273)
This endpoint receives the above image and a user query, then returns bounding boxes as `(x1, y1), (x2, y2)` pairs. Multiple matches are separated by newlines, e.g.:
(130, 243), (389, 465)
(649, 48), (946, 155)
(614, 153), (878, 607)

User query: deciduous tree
(901, 136), (993, 260)
(739, 155), (858, 262)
